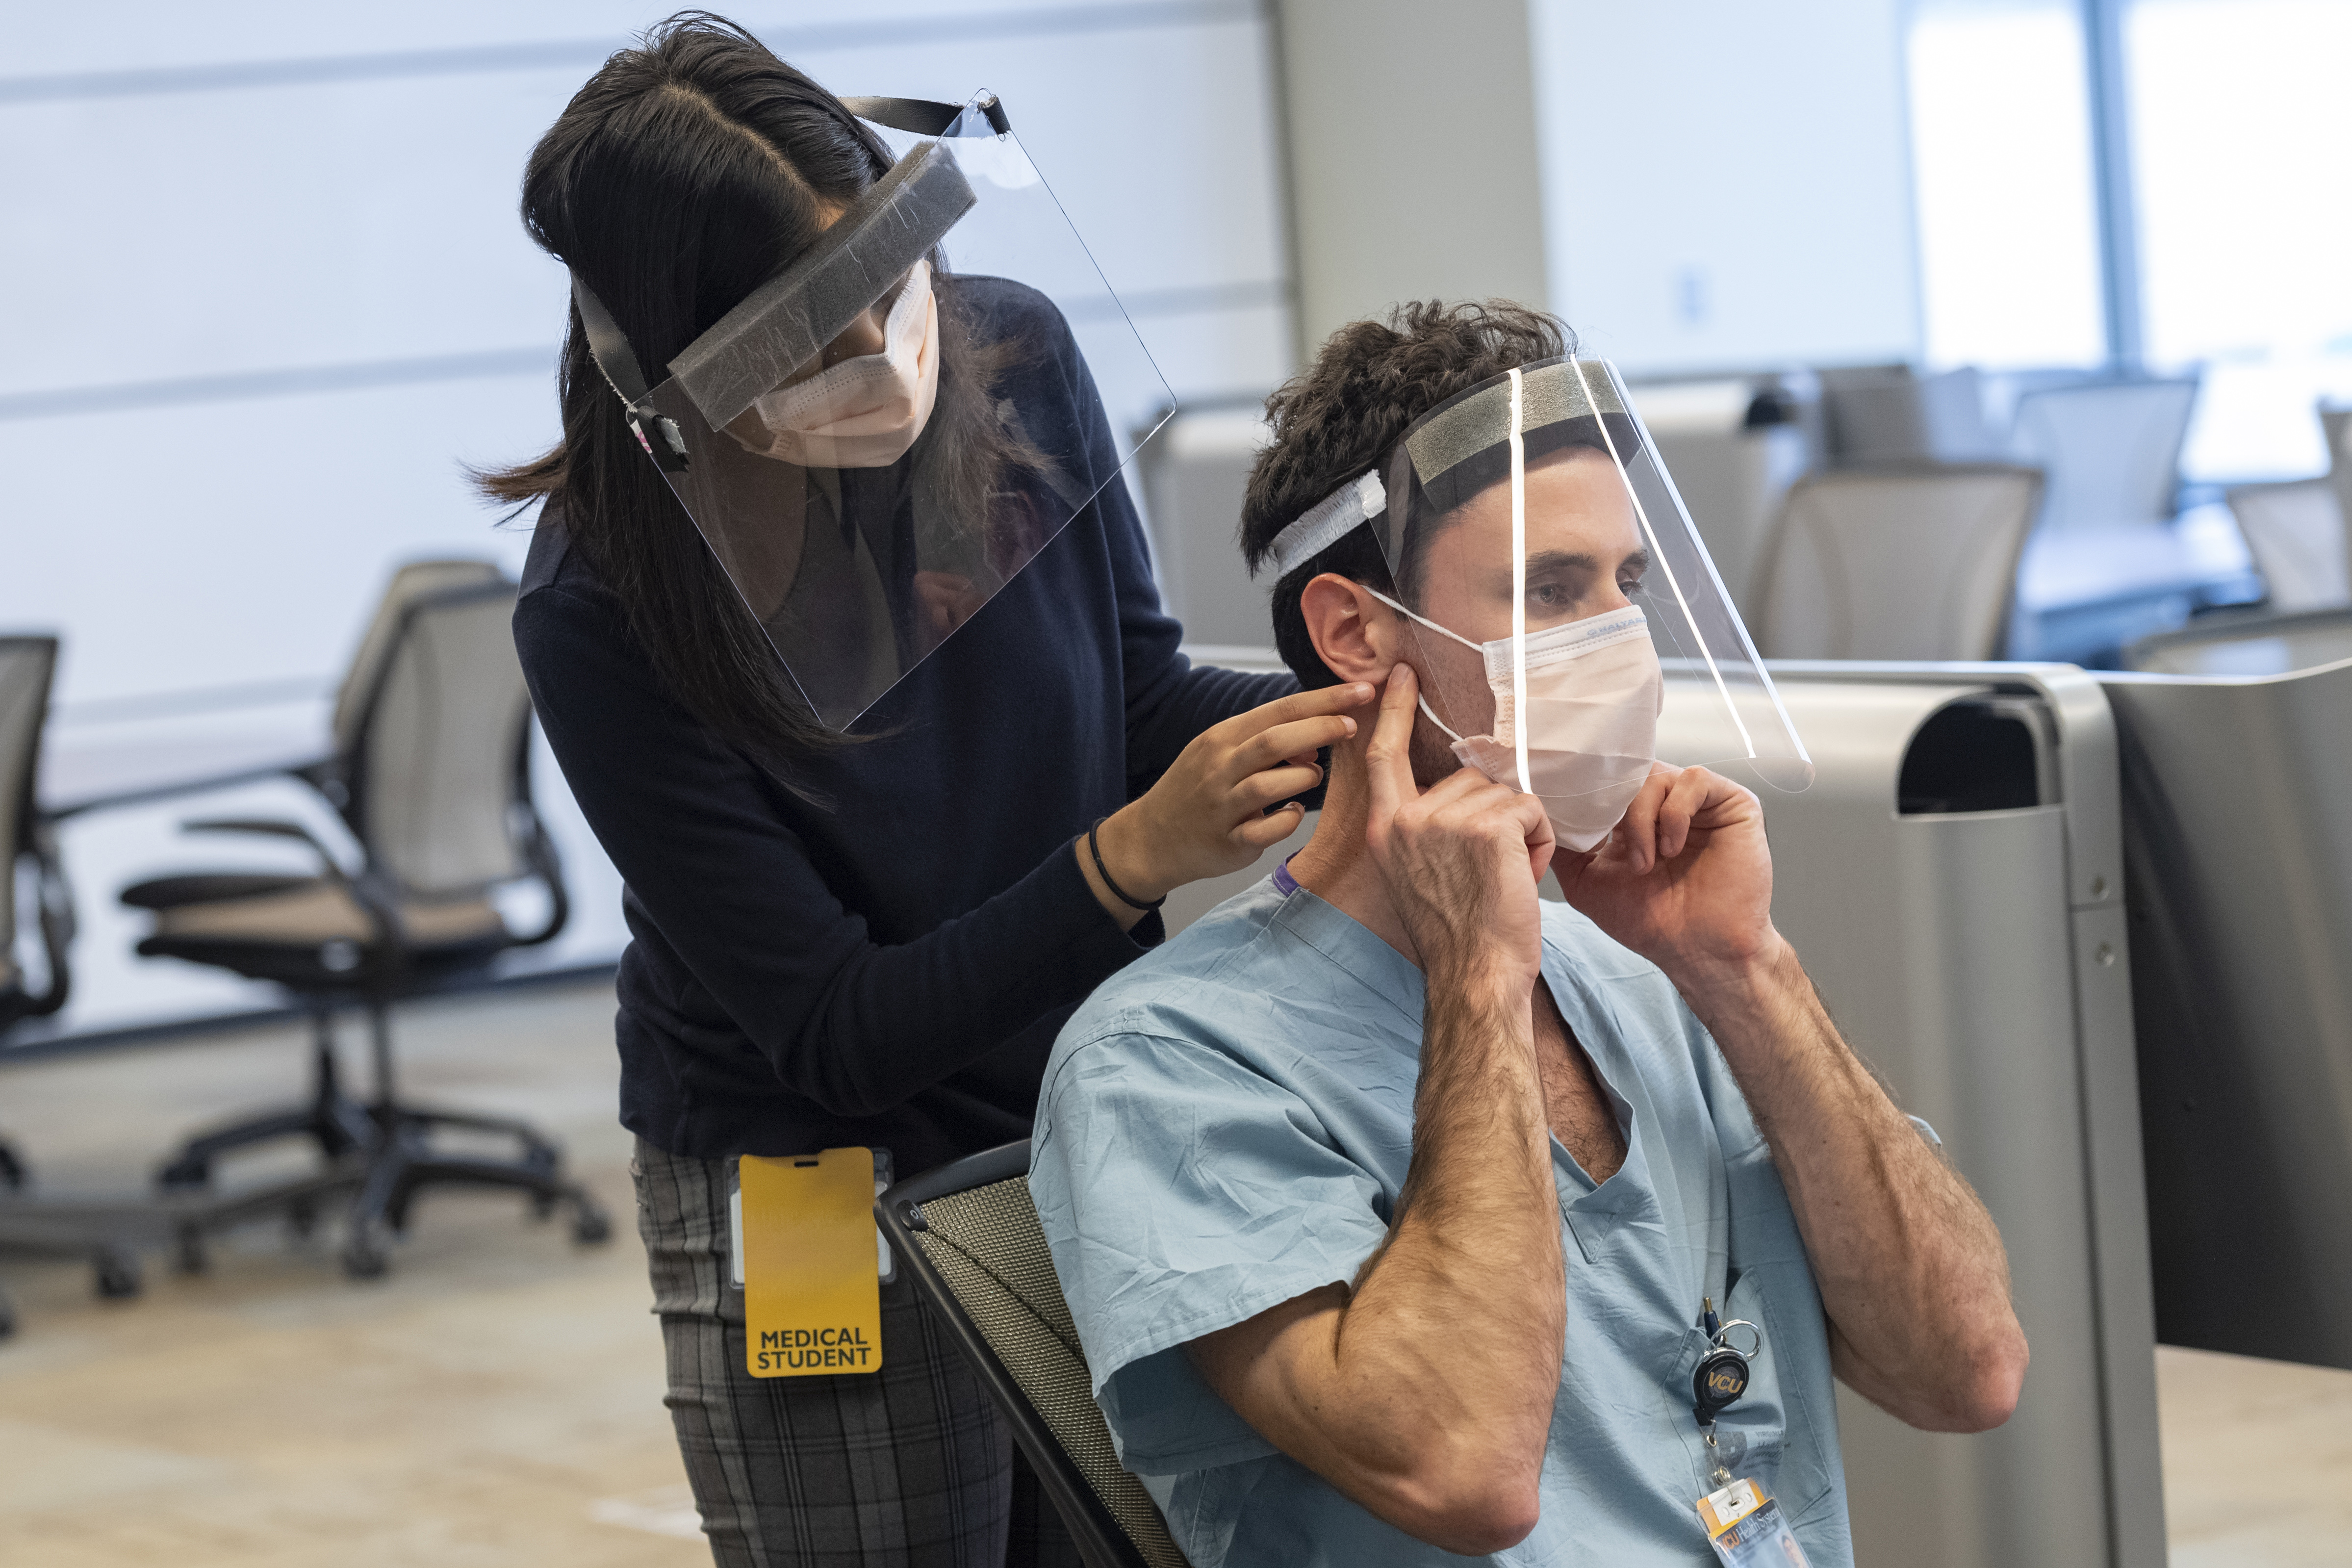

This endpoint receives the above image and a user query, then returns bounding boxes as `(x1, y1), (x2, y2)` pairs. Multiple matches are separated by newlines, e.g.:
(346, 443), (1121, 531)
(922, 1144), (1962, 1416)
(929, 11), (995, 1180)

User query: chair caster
(530, 1189), (559, 1222)
(94, 1248), (143, 1300)
(343, 1222), (391, 1281)
(286, 1196), (318, 1240)
(0, 1297), (15, 1338)
(174, 1225), (209, 1276)
(572, 1199), (613, 1247)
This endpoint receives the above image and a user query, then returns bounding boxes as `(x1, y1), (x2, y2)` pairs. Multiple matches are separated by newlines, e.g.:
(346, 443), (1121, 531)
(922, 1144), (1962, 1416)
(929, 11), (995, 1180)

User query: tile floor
(0, 978), (2345, 1566)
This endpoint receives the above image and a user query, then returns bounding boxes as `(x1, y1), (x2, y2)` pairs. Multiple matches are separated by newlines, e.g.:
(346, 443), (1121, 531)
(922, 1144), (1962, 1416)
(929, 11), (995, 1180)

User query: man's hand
(1563, 765), (2029, 1434)
(1363, 664), (1555, 985)
(1550, 762), (1780, 985)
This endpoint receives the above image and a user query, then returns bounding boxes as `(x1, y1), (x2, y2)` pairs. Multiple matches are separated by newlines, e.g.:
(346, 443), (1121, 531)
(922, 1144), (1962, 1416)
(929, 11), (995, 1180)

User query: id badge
(728, 1147), (890, 1378)
(1696, 1478), (1812, 1567)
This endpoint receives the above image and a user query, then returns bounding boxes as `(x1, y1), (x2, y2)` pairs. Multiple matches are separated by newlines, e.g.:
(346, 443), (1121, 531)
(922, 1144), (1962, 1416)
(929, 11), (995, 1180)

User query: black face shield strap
(570, 272), (690, 472)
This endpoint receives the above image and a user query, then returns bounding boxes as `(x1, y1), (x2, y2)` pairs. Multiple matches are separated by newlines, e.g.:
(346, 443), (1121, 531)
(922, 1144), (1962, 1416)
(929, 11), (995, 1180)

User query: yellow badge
(738, 1147), (884, 1378)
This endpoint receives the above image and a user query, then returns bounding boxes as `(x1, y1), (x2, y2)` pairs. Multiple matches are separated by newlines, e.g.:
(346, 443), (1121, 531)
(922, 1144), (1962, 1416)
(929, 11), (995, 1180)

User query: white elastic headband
(1263, 469), (1386, 579)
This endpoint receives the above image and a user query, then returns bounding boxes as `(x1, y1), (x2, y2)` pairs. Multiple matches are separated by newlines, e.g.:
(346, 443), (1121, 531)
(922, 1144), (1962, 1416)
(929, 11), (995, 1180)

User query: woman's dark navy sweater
(512, 278), (1292, 1173)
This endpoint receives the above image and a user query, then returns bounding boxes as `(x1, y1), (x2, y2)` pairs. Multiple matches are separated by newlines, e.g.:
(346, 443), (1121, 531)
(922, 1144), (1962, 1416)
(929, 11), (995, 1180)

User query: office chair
(120, 570), (610, 1278)
(1749, 463), (2044, 661)
(0, 636), (145, 1333)
(2226, 479), (2349, 613)
(2010, 378), (2199, 533)
(1816, 364), (1995, 466)
(879, 1141), (1190, 1568)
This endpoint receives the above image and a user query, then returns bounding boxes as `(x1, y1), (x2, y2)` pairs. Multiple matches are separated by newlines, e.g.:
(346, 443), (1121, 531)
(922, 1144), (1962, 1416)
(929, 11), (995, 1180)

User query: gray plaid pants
(633, 1138), (1084, 1568)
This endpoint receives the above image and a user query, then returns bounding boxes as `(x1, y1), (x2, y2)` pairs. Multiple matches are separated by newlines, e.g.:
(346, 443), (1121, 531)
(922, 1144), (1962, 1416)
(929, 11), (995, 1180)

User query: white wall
(0, 0), (1294, 711)
(1274, 0), (1552, 356)
(1529, 0), (1924, 372)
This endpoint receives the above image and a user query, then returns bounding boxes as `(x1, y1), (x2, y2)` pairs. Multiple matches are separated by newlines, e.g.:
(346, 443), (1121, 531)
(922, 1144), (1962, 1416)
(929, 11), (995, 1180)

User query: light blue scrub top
(1031, 875), (1855, 1568)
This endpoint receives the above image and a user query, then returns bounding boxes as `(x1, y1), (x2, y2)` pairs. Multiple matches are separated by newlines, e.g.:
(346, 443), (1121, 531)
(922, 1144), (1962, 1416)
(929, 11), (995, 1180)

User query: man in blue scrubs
(1030, 304), (2027, 1566)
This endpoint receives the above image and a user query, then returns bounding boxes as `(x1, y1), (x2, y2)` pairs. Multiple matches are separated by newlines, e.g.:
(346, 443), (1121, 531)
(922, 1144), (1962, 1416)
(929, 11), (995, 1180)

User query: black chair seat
(120, 872), (316, 911)
(135, 878), (511, 988)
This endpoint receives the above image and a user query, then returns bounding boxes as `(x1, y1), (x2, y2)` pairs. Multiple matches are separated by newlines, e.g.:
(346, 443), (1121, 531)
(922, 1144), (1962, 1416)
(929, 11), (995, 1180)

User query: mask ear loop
(1361, 588), (1483, 747)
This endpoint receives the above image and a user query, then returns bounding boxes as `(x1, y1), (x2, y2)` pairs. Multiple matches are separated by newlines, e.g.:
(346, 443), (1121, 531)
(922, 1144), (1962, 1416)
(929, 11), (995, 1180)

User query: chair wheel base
(572, 1201), (613, 1247)
(94, 1249), (143, 1300)
(342, 1227), (391, 1281)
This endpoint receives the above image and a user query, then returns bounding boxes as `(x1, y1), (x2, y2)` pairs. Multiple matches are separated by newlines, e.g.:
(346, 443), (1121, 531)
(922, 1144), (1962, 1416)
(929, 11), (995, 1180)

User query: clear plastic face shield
(1355, 357), (1811, 848)
(571, 92), (1169, 730)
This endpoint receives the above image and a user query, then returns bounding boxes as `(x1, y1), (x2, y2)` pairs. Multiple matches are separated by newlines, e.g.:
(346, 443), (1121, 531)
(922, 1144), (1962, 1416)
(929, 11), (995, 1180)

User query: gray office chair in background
(0, 637), (145, 1333)
(1749, 463), (2043, 660)
(1132, 404), (1271, 653)
(1816, 363), (1997, 466)
(879, 1141), (1190, 1568)
(2226, 478), (2349, 613)
(2011, 378), (2199, 533)
(120, 568), (608, 1278)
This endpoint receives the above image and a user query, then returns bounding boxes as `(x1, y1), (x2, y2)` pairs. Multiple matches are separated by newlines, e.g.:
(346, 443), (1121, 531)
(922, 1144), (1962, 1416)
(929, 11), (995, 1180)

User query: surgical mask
(1371, 592), (1663, 852)
(739, 259), (941, 468)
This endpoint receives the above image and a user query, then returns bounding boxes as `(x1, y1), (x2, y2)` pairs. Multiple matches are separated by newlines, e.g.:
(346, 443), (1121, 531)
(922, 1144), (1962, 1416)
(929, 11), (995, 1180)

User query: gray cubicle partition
(1663, 664), (2163, 1568)
(2101, 613), (2352, 1371)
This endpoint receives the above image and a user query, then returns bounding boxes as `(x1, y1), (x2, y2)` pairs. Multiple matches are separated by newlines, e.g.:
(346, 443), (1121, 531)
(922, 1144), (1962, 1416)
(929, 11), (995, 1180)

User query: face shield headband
(1260, 355), (1812, 809)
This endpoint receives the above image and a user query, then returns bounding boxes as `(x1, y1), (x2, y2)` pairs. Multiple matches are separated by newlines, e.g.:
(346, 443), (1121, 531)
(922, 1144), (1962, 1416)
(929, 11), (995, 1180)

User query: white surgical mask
(1372, 592), (1663, 852)
(739, 259), (941, 468)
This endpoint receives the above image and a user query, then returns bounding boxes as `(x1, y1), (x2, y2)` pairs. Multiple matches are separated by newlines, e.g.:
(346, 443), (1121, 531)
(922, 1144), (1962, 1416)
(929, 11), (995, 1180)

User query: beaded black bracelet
(1086, 816), (1166, 912)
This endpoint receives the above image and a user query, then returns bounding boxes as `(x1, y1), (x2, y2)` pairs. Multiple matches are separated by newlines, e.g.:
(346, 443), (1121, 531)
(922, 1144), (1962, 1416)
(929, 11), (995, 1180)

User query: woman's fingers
(1228, 713), (1358, 778)
(1211, 683), (1373, 749)
(1231, 762), (1325, 811)
(1232, 801), (1309, 849)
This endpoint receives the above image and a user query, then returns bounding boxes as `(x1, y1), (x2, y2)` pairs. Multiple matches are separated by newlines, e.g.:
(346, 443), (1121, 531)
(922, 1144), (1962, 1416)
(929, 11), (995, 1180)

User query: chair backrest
(1817, 364), (1993, 466)
(1751, 464), (2043, 661)
(2011, 378), (2199, 532)
(332, 559), (508, 758)
(2226, 478), (2350, 614)
(1134, 408), (1271, 651)
(347, 579), (535, 900)
(0, 638), (59, 1017)
(880, 1142), (1189, 1568)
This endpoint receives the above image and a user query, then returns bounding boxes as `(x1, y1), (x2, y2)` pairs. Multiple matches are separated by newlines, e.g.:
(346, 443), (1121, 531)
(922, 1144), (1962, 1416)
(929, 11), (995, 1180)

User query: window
(2126, 0), (2352, 479)
(1907, 0), (2108, 371)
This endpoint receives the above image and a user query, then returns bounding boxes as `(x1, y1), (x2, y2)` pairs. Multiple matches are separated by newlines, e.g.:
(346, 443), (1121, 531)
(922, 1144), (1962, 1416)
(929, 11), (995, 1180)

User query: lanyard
(1689, 1296), (1765, 1489)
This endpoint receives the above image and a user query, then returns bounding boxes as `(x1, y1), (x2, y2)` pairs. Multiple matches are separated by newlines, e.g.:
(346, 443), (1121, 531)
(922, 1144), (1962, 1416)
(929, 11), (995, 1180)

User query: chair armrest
(42, 753), (338, 822)
(179, 818), (350, 881)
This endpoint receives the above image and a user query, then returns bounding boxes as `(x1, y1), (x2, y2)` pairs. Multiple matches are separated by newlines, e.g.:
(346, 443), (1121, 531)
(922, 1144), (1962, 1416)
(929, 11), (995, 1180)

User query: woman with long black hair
(483, 15), (1364, 1566)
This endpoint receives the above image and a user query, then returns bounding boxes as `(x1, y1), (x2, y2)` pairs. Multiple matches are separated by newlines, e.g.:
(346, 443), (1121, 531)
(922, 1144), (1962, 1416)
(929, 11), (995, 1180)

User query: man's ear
(1299, 574), (1401, 684)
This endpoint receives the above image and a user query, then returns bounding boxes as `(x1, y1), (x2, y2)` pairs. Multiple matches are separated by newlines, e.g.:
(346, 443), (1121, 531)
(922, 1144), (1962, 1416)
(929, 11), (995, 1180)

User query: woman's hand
(1080, 683), (1376, 928)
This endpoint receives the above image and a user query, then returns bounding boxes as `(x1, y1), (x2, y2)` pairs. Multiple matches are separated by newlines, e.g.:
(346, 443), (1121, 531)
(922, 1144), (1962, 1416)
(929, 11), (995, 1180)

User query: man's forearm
(1187, 963), (1566, 1552)
(1675, 937), (2027, 1433)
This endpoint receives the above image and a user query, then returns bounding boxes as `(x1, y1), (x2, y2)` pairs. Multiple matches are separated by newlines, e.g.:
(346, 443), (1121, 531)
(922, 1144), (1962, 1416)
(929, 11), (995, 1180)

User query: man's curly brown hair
(1240, 300), (1575, 689)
